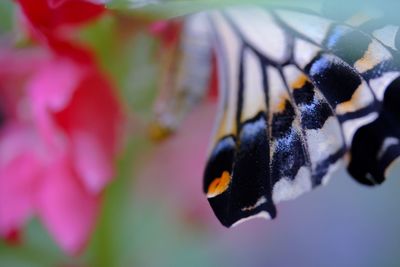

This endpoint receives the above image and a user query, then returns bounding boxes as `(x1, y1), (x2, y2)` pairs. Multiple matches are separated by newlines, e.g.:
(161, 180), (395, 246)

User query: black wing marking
(203, 7), (400, 227)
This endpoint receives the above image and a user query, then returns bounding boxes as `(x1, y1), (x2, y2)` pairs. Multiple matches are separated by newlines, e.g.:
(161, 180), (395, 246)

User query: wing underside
(203, 7), (400, 227)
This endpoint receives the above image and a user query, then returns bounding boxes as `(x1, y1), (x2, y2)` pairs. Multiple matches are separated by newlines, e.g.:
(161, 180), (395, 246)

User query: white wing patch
(275, 9), (332, 44)
(241, 196), (267, 211)
(241, 49), (267, 121)
(211, 11), (242, 135)
(342, 112), (378, 145)
(306, 116), (343, 165)
(294, 39), (321, 68)
(272, 166), (312, 203)
(354, 40), (392, 73)
(226, 7), (289, 63)
(377, 137), (400, 159)
(231, 211), (271, 227)
(372, 25), (399, 50)
(267, 66), (290, 113)
(335, 81), (374, 115)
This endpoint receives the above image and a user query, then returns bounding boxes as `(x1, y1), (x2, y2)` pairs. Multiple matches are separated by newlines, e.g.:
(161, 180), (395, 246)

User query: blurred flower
(137, 102), (218, 227)
(148, 18), (215, 141)
(149, 20), (182, 48)
(138, 18), (219, 227)
(16, 0), (105, 41)
(0, 42), (123, 254)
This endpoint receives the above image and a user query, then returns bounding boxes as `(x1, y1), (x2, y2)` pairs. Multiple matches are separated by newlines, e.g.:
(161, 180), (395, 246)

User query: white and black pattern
(197, 6), (400, 227)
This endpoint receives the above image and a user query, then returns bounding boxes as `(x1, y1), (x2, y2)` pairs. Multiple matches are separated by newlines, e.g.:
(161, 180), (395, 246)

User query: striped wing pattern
(203, 7), (400, 227)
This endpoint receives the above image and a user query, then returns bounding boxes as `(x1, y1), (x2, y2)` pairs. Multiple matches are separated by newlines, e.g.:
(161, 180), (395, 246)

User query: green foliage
(0, 1), (14, 33)
(107, 0), (323, 18)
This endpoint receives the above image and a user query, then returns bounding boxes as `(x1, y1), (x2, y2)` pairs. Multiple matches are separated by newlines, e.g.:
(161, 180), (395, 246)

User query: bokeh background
(0, 1), (400, 267)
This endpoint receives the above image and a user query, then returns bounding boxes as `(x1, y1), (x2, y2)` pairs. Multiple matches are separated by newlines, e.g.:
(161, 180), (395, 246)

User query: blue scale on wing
(270, 100), (307, 186)
(278, 64), (346, 192)
(306, 54), (363, 108)
(304, 53), (381, 149)
(292, 80), (332, 130)
(288, 73), (345, 186)
(270, 65), (349, 203)
(267, 65), (315, 205)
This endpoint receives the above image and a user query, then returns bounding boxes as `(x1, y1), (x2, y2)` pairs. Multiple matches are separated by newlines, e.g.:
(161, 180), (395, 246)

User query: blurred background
(0, 1), (400, 267)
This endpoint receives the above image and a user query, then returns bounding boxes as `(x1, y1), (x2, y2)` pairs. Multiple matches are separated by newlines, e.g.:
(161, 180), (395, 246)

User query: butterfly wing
(203, 7), (400, 227)
(341, 15), (400, 185)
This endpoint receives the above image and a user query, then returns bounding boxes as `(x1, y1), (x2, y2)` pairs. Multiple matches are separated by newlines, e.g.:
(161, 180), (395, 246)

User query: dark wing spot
(206, 114), (276, 227)
(324, 25), (371, 65)
(293, 81), (315, 105)
(383, 76), (400, 118)
(271, 131), (306, 183)
(271, 100), (296, 139)
(307, 55), (361, 107)
(301, 102), (332, 130)
(348, 76), (400, 185)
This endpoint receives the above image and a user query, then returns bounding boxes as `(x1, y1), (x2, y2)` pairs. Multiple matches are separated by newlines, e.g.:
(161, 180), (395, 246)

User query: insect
(152, 5), (400, 227)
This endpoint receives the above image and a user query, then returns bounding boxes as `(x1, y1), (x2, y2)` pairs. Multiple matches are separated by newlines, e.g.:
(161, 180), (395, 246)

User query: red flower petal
(54, 69), (123, 193)
(17, 0), (105, 37)
(37, 158), (100, 255)
(0, 126), (43, 238)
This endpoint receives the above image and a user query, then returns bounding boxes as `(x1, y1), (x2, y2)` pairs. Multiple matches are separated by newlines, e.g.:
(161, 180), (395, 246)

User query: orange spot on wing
(354, 44), (382, 73)
(207, 171), (231, 198)
(276, 97), (288, 112)
(291, 75), (308, 90)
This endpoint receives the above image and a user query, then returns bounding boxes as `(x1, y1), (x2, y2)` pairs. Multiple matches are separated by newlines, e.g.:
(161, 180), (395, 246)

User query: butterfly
(152, 4), (400, 227)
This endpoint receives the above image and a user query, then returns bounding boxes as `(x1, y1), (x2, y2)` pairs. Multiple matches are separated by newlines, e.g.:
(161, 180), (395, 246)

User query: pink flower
(0, 44), (122, 254)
